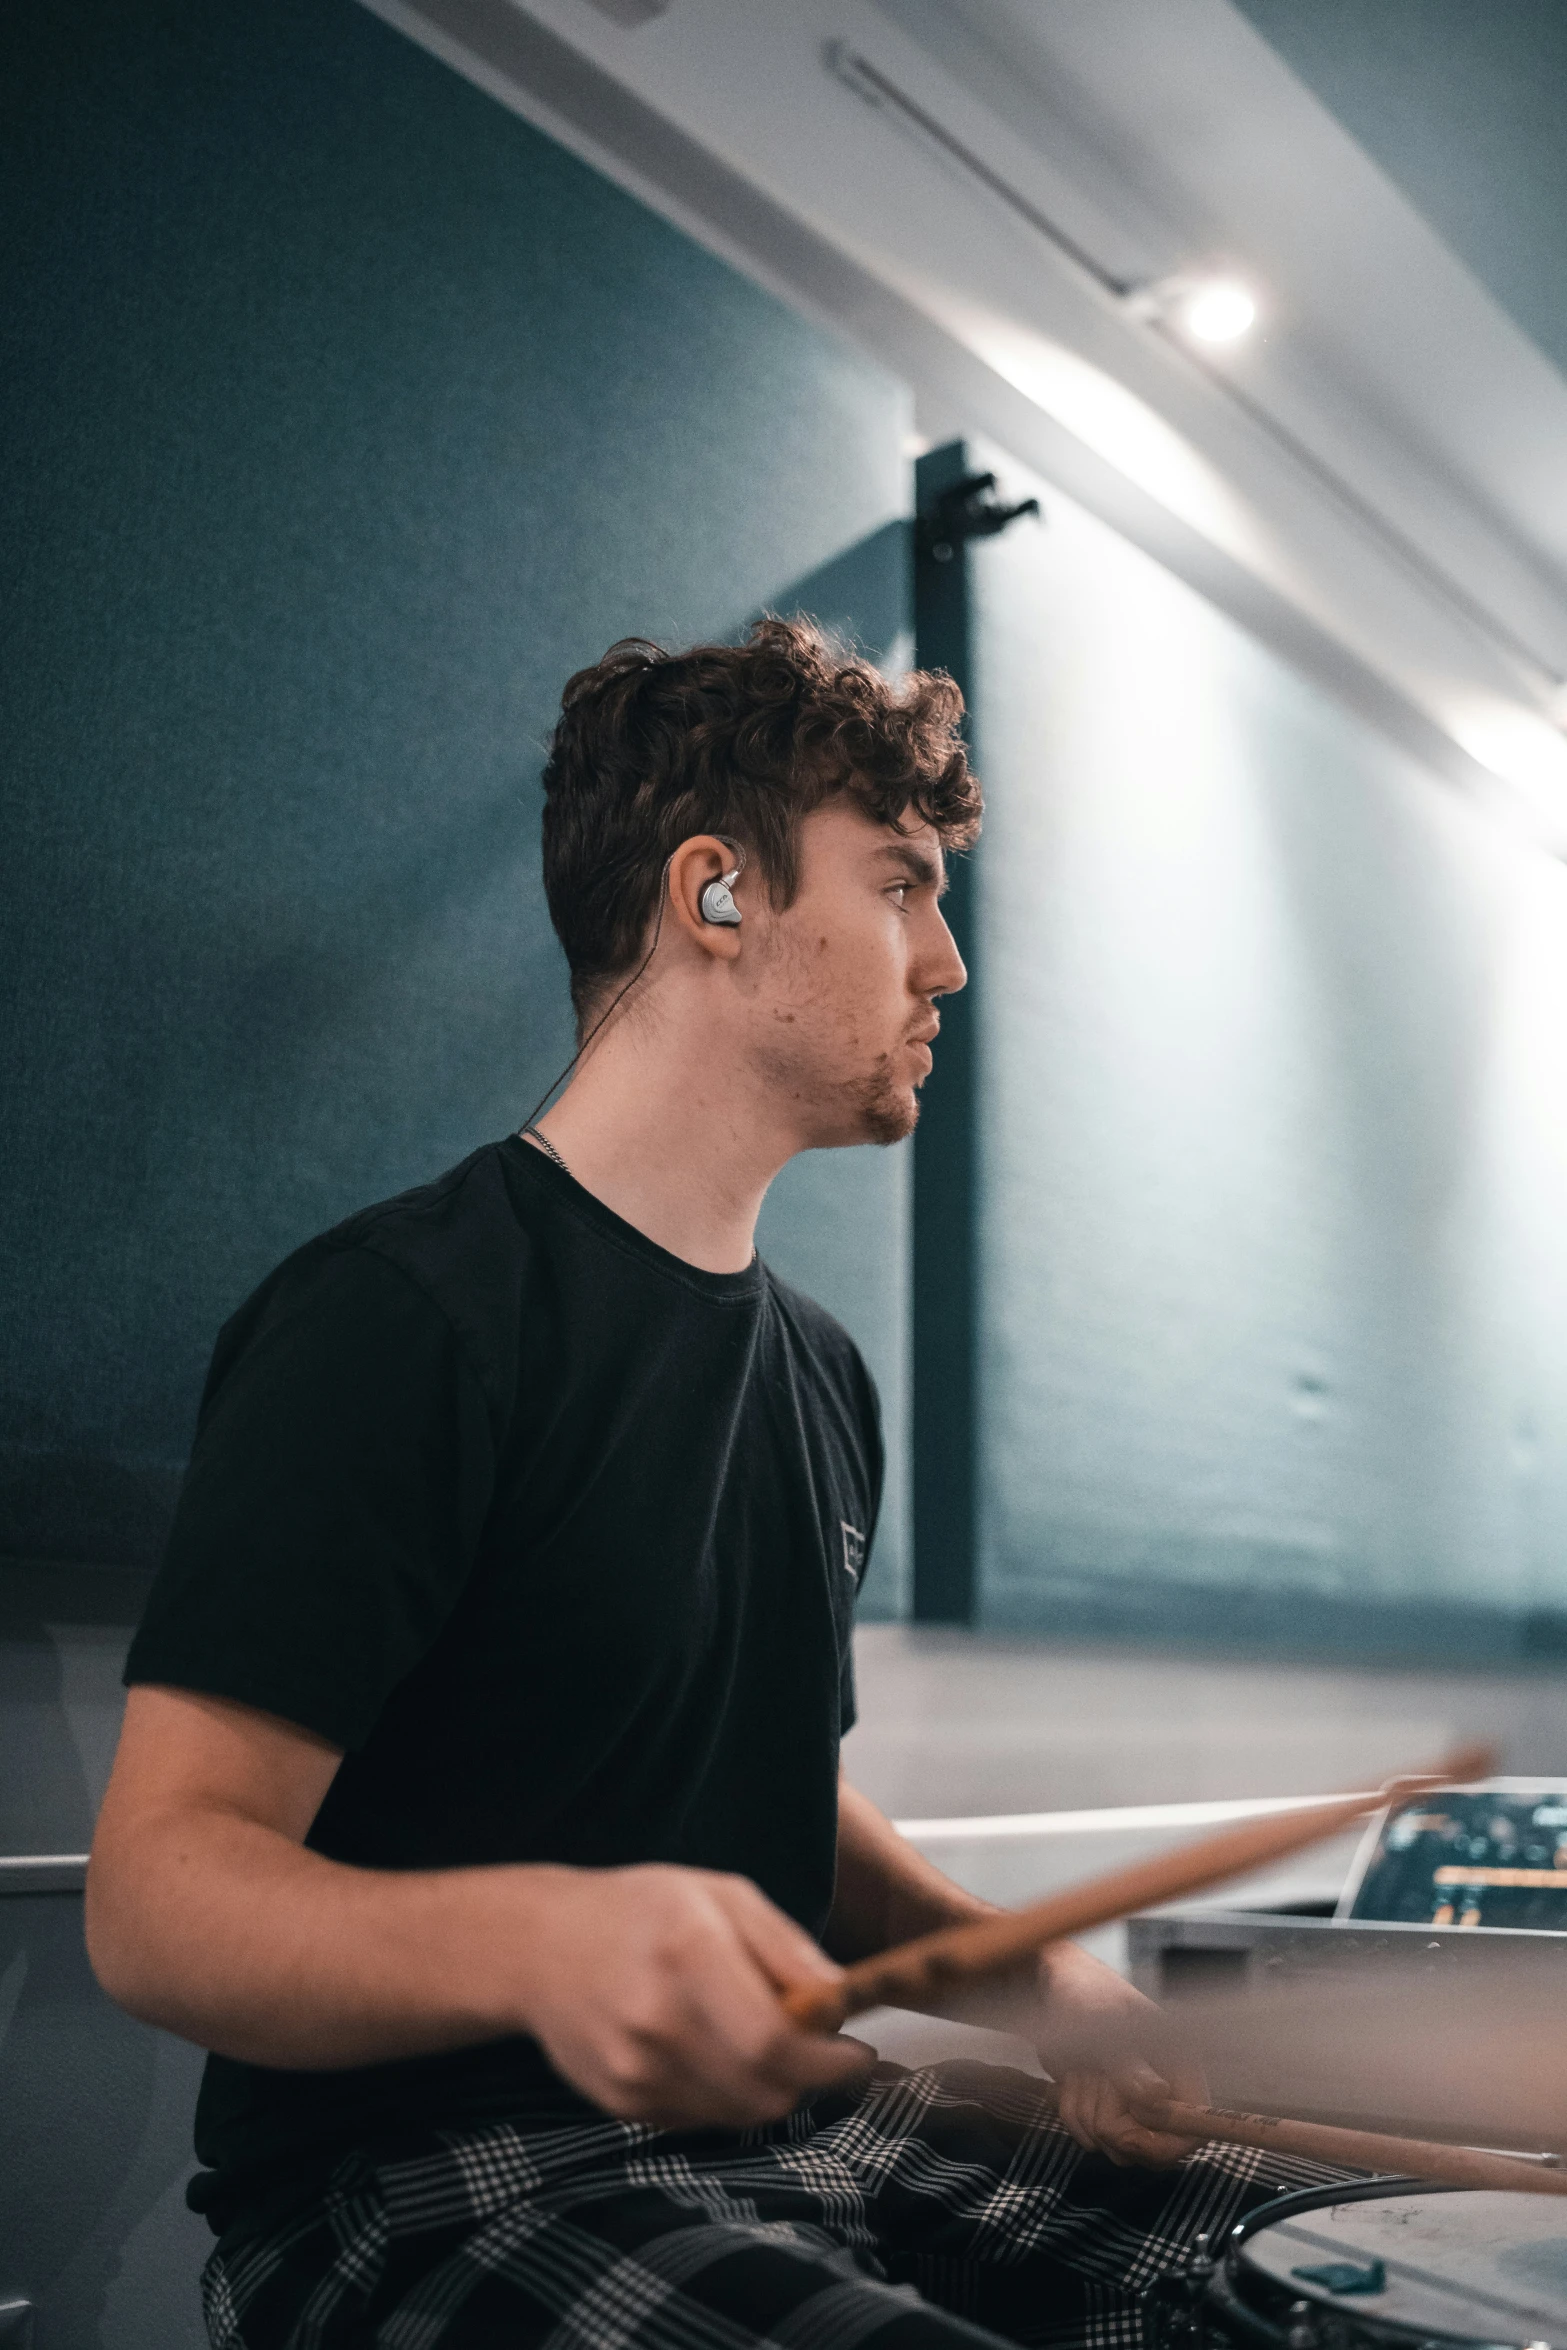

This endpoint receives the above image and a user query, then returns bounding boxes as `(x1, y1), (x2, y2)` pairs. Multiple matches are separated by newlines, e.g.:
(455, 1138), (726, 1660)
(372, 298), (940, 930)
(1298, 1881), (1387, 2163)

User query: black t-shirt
(124, 1136), (879, 2217)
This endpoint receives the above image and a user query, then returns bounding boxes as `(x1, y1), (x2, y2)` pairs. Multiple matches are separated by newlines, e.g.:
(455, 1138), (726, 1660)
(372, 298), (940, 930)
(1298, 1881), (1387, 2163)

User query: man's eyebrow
(876, 841), (947, 894)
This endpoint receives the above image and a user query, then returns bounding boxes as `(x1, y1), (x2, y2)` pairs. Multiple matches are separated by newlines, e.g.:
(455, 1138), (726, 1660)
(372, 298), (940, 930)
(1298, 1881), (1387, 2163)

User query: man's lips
(908, 1027), (938, 1073)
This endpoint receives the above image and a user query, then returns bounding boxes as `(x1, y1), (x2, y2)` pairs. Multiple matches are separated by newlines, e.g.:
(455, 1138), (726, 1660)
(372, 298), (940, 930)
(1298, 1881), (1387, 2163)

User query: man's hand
(519, 1864), (874, 2128)
(1037, 1943), (1206, 2168)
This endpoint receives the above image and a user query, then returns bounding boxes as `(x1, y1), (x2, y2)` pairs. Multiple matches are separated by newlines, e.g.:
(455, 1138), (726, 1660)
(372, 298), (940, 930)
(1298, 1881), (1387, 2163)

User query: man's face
(740, 798), (968, 1148)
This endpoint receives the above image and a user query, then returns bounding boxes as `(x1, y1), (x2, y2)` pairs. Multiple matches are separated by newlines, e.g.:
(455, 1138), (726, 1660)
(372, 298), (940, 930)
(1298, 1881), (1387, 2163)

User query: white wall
(968, 442), (1567, 1657)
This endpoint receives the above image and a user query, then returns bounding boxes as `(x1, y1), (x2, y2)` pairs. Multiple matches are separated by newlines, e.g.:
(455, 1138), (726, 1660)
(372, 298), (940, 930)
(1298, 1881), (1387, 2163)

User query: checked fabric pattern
(201, 2059), (1349, 2350)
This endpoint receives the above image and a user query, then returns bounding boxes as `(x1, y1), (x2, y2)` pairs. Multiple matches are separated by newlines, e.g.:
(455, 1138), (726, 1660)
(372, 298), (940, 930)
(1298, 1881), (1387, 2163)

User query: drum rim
(1227, 2175), (1457, 2257)
(1219, 2177), (1479, 2350)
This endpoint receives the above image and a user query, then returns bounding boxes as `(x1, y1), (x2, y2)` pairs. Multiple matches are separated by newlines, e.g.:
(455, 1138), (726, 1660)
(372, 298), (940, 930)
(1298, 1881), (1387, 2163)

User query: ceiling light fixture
(1182, 280), (1258, 344)
(1122, 272), (1259, 346)
(825, 45), (1262, 352)
(824, 39), (1567, 713)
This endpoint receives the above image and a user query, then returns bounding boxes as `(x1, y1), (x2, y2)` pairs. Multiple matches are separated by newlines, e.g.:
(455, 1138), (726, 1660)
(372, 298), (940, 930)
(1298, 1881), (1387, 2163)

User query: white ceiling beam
(361, 0), (1567, 849)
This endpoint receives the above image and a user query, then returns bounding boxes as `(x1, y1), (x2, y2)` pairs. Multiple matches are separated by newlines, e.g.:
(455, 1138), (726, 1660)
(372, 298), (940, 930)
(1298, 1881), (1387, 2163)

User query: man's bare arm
(87, 1686), (870, 2127)
(830, 1773), (1097, 2020)
(826, 1773), (994, 1958)
(830, 1772), (1206, 2166)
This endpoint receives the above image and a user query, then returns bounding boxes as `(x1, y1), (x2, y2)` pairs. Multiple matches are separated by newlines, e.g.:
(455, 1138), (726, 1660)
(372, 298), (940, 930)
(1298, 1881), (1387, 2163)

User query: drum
(1153, 2178), (1567, 2350)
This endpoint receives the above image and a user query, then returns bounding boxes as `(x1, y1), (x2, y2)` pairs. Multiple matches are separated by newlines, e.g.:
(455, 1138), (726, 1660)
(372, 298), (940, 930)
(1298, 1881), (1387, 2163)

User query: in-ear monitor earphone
(699, 846), (745, 927)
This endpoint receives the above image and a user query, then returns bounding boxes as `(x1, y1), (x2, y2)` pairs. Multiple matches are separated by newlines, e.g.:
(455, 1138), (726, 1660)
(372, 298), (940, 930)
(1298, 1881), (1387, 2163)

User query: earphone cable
(517, 870), (672, 1139)
(517, 837), (744, 1141)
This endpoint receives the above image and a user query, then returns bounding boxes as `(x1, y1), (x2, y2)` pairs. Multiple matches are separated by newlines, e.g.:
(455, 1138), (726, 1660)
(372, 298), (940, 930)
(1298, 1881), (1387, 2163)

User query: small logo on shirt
(840, 1521), (866, 1581)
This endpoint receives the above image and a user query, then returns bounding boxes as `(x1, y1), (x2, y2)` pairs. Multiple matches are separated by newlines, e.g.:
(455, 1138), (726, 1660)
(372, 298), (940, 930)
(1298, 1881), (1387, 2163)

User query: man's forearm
(826, 1775), (995, 1961)
(829, 1779), (1157, 2065)
(87, 1802), (570, 2068)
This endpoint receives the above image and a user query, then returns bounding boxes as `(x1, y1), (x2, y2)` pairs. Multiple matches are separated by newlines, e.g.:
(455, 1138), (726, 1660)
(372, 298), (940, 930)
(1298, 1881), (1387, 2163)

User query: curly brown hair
(541, 616), (982, 1022)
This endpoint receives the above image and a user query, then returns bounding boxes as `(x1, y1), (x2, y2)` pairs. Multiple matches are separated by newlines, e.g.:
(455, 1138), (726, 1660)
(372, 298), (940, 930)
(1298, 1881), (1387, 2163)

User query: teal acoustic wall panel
(0, 0), (912, 1605)
(964, 439), (1567, 1663)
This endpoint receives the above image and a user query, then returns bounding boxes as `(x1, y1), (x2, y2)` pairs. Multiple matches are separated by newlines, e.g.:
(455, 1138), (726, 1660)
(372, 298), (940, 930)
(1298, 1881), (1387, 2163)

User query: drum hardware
(1149, 2232), (1218, 2347)
(1283, 2303), (1315, 2350)
(1152, 2180), (1430, 2350)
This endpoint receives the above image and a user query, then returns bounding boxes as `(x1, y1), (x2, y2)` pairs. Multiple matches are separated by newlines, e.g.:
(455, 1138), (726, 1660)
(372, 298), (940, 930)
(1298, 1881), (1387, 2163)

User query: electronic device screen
(1340, 1780), (1567, 1929)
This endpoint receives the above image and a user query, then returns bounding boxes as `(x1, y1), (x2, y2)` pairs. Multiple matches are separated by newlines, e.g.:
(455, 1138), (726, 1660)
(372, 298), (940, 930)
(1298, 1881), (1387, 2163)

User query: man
(89, 621), (1330, 2349)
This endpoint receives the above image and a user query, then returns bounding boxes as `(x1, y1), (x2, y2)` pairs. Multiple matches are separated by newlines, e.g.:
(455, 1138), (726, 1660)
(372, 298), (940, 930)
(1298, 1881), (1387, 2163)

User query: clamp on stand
(917, 470), (1041, 563)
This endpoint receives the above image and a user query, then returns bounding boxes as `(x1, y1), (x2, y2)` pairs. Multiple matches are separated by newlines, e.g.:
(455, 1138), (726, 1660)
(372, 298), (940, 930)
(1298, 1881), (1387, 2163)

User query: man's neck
(524, 1028), (790, 1275)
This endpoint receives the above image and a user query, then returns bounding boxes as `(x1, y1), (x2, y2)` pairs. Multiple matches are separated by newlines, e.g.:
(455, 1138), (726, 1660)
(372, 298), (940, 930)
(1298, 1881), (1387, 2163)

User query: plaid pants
(202, 2060), (1348, 2350)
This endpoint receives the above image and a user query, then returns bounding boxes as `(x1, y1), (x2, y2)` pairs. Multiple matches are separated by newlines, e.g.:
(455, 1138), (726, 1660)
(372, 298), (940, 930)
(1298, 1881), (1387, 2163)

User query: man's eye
(888, 884), (909, 908)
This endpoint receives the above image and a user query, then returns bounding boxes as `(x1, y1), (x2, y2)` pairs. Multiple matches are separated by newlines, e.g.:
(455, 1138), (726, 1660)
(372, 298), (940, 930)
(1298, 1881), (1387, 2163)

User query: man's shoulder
(328, 1138), (547, 1403)
(216, 1140), (541, 1427)
(326, 1137), (529, 1279)
(761, 1269), (880, 1431)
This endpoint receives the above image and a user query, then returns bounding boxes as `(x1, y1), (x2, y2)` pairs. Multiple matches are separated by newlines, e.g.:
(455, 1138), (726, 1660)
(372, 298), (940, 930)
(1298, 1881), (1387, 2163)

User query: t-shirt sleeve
(839, 1630), (859, 1738)
(837, 1352), (885, 1741)
(125, 1244), (496, 1752)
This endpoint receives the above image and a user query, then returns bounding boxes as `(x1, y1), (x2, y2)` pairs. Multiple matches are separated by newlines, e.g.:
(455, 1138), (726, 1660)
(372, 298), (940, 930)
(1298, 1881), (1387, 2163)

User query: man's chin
(858, 1086), (919, 1148)
(791, 1065), (920, 1150)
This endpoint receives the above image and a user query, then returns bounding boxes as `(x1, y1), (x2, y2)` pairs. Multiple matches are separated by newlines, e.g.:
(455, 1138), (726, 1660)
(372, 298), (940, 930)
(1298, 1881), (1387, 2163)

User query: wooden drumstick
(785, 1742), (1494, 2032)
(1128, 2095), (1567, 2199)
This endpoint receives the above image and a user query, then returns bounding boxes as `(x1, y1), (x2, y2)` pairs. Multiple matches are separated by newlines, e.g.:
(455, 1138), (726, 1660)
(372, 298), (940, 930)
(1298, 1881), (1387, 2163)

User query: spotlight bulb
(1182, 281), (1257, 344)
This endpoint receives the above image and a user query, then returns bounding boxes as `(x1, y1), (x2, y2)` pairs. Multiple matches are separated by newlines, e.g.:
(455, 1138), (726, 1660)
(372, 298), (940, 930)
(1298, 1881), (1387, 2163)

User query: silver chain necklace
(519, 1124), (568, 1173)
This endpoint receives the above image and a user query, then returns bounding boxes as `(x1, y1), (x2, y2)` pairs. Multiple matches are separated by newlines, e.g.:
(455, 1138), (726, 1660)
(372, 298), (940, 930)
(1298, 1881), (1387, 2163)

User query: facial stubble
(856, 1051), (921, 1147)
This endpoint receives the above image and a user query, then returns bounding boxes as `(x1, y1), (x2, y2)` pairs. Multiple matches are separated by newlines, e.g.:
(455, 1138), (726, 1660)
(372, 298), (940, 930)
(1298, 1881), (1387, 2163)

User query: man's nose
(925, 909), (967, 997)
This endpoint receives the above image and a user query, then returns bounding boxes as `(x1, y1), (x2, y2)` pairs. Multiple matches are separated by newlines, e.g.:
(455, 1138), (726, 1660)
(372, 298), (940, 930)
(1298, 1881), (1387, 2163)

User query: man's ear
(667, 835), (745, 960)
